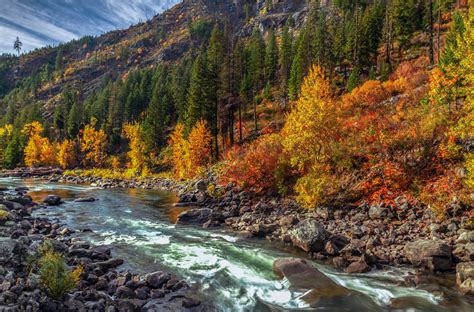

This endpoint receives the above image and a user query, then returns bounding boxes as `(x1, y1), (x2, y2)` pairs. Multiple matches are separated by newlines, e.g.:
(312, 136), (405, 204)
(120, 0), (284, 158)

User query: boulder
(94, 258), (124, 271)
(368, 204), (393, 220)
(271, 258), (377, 308)
(43, 195), (62, 206)
(345, 260), (371, 274)
(316, 206), (334, 220)
(453, 243), (474, 262)
(456, 262), (474, 295)
(195, 180), (208, 193)
(404, 239), (452, 271)
(145, 271), (171, 289)
(456, 231), (474, 244)
(74, 197), (96, 203)
(273, 258), (343, 290)
(176, 208), (212, 225)
(289, 219), (330, 252)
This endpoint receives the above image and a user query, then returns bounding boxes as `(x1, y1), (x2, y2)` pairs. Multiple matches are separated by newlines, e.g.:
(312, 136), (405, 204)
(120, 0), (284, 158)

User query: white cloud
(0, 0), (181, 53)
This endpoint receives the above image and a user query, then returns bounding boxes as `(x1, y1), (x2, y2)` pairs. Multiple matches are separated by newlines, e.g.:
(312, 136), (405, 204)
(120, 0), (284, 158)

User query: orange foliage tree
(22, 121), (56, 167)
(80, 118), (107, 167)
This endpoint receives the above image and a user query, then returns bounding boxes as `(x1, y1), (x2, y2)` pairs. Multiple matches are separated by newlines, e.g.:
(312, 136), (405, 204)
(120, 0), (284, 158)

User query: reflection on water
(0, 177), (473, 312)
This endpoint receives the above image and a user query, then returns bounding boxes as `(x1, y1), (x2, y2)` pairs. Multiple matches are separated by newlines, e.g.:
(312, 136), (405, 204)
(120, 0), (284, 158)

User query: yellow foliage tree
(281, 66), (339, 207)
(22, 121), (56, 167)
(451, 3), (474, 190)
(80, 119), (107, 167)
(122, 122), (147, 174)
(187, 120), (212, 174)
(169, 123), (189, 179)
(57, 139), (76, 169)
(0, 124), (13, 164)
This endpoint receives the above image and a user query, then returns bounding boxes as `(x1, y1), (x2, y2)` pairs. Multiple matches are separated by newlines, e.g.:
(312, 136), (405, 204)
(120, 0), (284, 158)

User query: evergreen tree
(249, 28), (266, 91)
(288, 32), (306, 99)
(279, 24), (292, 100)
(394, 0), (415, 51)
(206, 25), (225, 159)
(265, 28), (278, 85)
(346, 66), (360, 91)
(55, 47), (64, 73)
(13, 37), (22, 56)
(142, 66), (173, 151)
(4, 135), (21, 169)
(67, 100), (82, 139)
(186, 49), (208, 131)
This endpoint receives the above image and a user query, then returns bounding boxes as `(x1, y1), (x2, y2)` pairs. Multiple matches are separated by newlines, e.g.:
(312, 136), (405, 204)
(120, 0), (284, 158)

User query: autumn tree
(22, 121), (56, 167)
(56, 139), (76, 169)
(80, 118), (107, 167)
(169, 123), (189, 180)
(169, 121), (212, 179)
(187, 120), (212, 175)
(123, 122), (147, 174)
(282, 66), (339, 207)
(0, 124), (13, 166)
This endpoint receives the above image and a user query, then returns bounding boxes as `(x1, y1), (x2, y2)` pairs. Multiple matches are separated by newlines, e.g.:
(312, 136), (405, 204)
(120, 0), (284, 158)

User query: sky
(0, 0), (180, 54)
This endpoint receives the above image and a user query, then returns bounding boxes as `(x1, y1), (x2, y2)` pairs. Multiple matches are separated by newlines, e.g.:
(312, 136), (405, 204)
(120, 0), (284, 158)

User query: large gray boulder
(273, 258), (345, 291)
(456, 262), (474, 295)
(176, 208), (212, 225)
(272, 258), (378, 309)
(289, 219), (330, 252)
(404, 239), (452, 271)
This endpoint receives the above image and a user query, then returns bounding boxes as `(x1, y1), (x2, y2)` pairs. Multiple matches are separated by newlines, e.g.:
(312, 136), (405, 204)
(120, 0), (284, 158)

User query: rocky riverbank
(2, 167), (474, 298)
(0, 184), (207, 311)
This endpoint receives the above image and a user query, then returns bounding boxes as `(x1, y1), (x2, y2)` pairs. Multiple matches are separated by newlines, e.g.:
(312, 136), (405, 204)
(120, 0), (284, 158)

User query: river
(0, 177), (472, 311)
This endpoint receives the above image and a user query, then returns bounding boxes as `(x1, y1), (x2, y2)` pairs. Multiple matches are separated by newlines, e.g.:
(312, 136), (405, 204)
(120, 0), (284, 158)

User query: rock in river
(74, 197), (96, 203)
(289, 219), (329, 252)
(43, 195), (62, 206)
(273, 258), (378, 310)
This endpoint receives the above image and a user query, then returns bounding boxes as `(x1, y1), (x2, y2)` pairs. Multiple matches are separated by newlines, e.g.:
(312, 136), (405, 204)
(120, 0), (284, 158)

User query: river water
(0, 177), (472, 311)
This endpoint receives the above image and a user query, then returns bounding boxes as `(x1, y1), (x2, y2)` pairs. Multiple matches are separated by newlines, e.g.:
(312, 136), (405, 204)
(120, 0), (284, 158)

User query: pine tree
(55, 47), (64, 73)
(67, 100), (82, 139)
(142, 65), (173, 151)
(394, 0), (415, 51)
(265, 28), (278, 85)
(288, 32), (306, 99)
(186, 48), (208, 131)
(4, 135), (21, 169)
(206, 25), (225, 159)
(279, 24), (292, 101)
(13, 37), (22, 56)
(249, 28), (266, 91)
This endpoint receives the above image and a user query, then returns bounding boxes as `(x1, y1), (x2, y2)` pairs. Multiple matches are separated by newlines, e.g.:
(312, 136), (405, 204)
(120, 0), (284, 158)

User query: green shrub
(38, 242), (83, 299)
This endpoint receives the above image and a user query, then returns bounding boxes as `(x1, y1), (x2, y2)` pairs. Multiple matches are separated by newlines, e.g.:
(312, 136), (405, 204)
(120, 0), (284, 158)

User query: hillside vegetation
(0, 0), (472, 218)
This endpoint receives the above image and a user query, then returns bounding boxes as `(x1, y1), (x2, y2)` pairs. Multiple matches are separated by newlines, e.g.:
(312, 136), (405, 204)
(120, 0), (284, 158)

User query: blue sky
(0, 0), (180, 54)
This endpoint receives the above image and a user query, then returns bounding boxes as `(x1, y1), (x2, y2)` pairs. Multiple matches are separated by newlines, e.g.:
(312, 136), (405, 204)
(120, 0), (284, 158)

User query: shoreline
(0, 174), (207, 311)
(1, 167), (473, 298)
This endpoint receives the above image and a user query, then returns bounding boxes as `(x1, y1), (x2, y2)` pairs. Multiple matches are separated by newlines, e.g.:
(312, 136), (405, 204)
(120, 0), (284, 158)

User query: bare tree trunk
(239, 102), (243, 142)
(429, 0), (435, 65)
(437, 4), (441, 63)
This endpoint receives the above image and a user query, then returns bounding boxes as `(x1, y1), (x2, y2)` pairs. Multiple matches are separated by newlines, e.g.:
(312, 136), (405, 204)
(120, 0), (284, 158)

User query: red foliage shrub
(220, 134), (285, 193)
